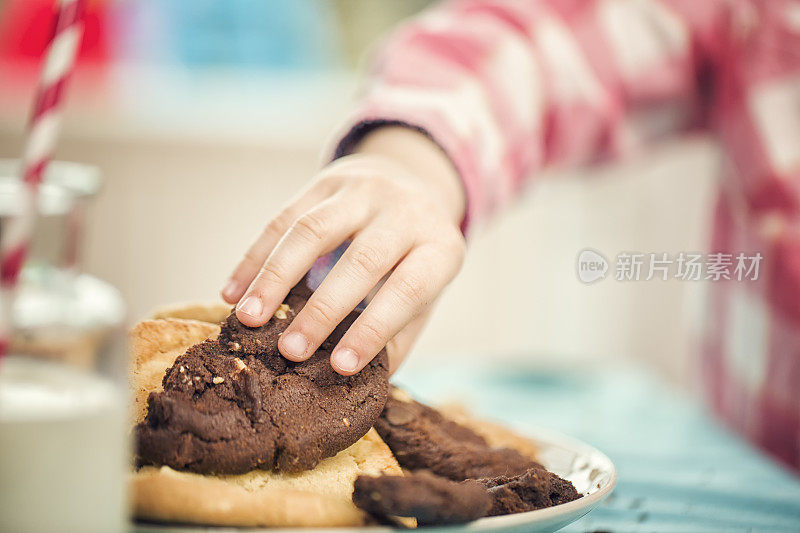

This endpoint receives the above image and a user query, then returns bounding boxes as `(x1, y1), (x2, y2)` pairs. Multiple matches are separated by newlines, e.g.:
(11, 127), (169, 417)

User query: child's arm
(223, 0), (799, 380)
(221, 126), (466, 375)
(222, 0), (716, 375)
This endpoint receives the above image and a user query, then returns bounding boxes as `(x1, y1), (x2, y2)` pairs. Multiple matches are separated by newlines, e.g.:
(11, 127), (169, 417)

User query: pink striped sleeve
(332, 0), (548, 233)
(330, 0), (800, 468)
(331, 0), (720, 234)
(694, 0), (800, 470)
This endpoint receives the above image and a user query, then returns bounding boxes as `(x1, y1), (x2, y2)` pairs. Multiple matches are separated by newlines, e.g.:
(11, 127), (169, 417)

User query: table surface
(393, 358), (800, 533)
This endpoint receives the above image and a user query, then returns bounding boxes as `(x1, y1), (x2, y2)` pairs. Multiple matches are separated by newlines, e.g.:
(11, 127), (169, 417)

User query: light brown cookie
(149, 301), (232, 325)
(132, 429), (405, 528)
(130, 318), (220, 424)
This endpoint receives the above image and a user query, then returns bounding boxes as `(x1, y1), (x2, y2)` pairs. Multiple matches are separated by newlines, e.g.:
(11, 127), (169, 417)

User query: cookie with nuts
(135, 279), (390, 475)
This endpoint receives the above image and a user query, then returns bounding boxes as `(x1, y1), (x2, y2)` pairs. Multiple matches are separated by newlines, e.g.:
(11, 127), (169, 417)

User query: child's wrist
(351, 126), (466, 227)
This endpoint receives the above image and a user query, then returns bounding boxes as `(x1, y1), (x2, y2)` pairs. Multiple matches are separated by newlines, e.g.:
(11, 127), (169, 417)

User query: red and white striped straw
(0, 0), (87, 355)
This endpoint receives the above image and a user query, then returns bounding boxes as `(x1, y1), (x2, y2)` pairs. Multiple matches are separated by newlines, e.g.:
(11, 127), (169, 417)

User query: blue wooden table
(393, 359), (800, 533)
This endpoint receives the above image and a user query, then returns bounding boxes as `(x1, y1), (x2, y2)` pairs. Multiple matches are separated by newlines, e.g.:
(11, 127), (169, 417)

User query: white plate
(134, 426), (616, 533)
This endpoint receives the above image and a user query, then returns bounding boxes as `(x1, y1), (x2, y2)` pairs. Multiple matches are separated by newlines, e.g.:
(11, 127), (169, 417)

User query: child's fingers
(221, 183), (336, 304)
(277, 225), (413, 362)
(235, 195), (372, 327)
(221, 206), (304, 304)
(329, 237), (464, 375)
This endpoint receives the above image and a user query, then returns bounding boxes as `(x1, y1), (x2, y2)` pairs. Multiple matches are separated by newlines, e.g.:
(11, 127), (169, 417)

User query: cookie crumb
(273, 303), (291, 319)
(212, 376), (224, 384)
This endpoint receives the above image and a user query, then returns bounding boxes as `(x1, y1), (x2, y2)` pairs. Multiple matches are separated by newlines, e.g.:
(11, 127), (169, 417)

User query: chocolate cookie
(480, 467), (581, 515)
(374, 388), (539, 480)
(135, 280), (390, 475)
(353, 472), (492, 526)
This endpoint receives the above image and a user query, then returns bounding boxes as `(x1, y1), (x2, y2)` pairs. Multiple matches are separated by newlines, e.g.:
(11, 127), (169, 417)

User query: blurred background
(0, 0), (719, 389)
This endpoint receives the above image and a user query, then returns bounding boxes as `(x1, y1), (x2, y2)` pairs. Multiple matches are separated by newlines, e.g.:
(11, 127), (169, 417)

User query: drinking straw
(0, 0), (87, 355)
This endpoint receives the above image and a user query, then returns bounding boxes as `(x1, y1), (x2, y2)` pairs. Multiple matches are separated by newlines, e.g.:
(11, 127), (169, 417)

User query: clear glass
(0, 162), (127, 533)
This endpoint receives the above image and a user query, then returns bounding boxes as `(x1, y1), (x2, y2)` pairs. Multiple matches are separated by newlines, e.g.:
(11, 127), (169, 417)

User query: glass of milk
(0, 164), (127, 533)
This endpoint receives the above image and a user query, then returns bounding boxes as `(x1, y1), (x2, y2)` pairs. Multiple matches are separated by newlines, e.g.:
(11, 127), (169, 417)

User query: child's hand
(221, 127), (466, 375)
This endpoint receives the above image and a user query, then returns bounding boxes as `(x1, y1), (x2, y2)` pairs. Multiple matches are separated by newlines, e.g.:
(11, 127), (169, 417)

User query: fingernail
(281, 332), (308, 359)
(332, 348), (359, 373)
(222, 279), (240, 299)
(237, 295), (263, 318)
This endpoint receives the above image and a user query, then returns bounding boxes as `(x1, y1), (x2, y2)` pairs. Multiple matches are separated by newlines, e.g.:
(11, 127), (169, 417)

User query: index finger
(221, 185), (331, 304)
